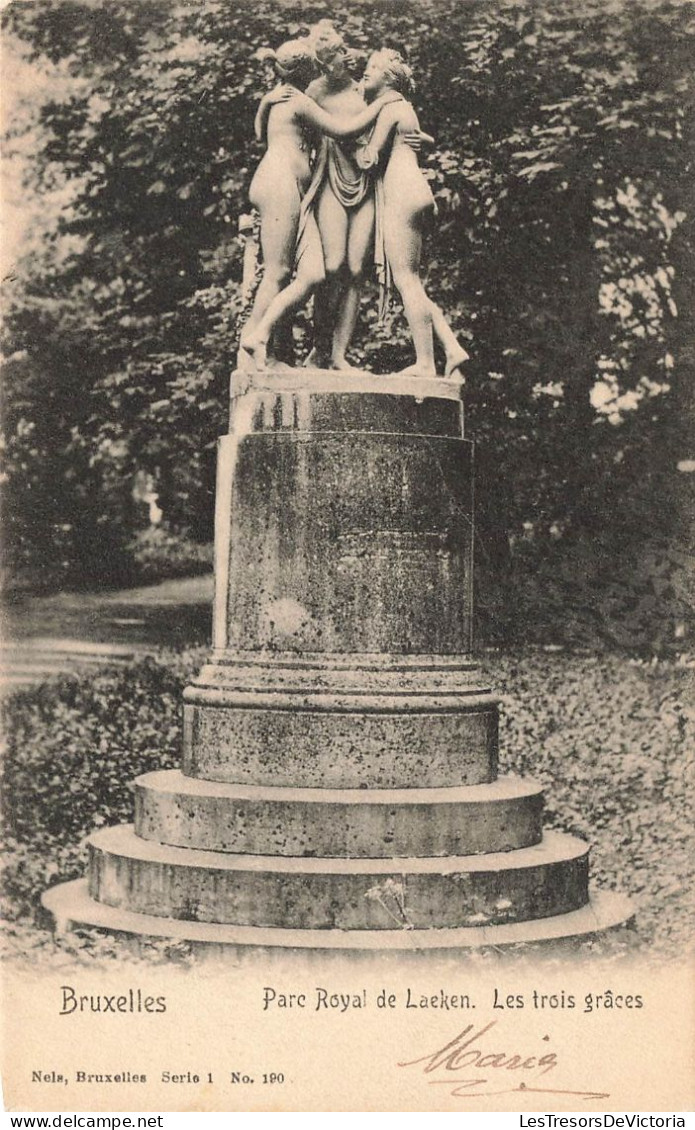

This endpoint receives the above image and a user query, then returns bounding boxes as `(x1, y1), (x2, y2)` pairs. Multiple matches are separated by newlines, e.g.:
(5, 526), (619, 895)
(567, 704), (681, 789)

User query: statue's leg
(243, 217), (326, 367)
(307, 187), (349, 368)
(330, 195), (376, 370)
(243, 183), (301, 344)
(386, 208), (436, 377)
(429, 302), (470, 376)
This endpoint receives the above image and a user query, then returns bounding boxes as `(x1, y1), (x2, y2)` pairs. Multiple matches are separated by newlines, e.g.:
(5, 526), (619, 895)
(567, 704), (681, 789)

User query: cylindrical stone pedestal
(184, 371), (498, 792)
(43, 369), (632, 949)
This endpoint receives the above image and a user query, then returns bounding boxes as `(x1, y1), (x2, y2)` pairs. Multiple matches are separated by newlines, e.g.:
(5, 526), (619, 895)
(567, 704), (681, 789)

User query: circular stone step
(42, 879), (633, 952)
(87, 824), (589, 931)
(134, 770), (544, 858)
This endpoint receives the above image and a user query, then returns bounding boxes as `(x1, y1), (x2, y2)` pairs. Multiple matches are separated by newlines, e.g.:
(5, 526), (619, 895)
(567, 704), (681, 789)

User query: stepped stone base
(41, 370), (633, 954)
(42, 879), (634, 953)
(134, 770), (544, 857)
(86, 824), (589, 930)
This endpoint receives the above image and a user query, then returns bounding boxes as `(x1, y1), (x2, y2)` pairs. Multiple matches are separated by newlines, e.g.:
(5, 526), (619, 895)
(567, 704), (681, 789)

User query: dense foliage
(1, 649), (692, 962)
(1, 654), (195, 922)
(2, 0), (693, 648)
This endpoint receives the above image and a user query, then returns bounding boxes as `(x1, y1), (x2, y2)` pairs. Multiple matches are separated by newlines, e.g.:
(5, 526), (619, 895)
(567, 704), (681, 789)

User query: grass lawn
(1, 647), (692, 967)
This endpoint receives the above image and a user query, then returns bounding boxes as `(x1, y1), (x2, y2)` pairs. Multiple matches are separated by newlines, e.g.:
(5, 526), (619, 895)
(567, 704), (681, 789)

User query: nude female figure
(240, 38), (398, 371)
(358, 49), (470, 377)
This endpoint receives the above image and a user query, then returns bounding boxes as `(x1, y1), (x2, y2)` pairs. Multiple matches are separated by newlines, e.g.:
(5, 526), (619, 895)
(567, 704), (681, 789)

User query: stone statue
(44, 37), (631, 963)
(301, 20), (379, 372)
(358, 49), (469, 378)
(238, 36), (400, 372)
(239, 33), (469, 377)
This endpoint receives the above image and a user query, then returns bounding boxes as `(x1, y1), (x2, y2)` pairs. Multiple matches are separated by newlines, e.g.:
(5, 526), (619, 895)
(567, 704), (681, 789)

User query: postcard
(2, 0), (693, 1115)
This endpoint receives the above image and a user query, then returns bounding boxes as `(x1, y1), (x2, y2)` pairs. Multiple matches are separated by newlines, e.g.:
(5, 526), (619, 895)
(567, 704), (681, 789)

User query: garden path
(0, 573), (213, 688)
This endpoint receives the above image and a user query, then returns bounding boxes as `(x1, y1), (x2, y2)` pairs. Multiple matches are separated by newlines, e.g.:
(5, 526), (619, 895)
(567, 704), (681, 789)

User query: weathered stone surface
(184, 372), (489, 787)
(214, 431), (474, 655)
(188, 650), (486, 695)
(134, 770), (544, 857)
(229, 370), (465, 436)
(231, 385), (464, 443)
(42, 879), (635, 953)
(41, 370), (632, 952)
(87, 824), (589, 930)
(183, 649), (499, 787)
(182, 701), (498, 788)
(208, 371), (473, 662)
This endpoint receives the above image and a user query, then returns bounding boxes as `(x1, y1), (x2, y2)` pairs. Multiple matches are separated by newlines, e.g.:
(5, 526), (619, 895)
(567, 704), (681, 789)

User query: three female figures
(240, 25), (469, 379)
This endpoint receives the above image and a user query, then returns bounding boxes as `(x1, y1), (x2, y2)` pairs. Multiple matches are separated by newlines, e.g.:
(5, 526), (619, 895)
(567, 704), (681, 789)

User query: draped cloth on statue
(373, 174), (391, 323)
(295, 137), (370, 263)
(294, 134), (392, 321)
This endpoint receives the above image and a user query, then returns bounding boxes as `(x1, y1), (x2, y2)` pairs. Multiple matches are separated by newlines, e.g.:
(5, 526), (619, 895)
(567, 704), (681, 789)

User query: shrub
(0, 652), (204, 924)
(127, 527), (214, 585)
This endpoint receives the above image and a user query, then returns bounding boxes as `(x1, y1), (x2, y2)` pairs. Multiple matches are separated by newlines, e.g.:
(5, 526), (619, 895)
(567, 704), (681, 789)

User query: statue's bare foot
(397, 363), (437, 378)
(444, 346), (470, 378)
(239, 331), (267, 370)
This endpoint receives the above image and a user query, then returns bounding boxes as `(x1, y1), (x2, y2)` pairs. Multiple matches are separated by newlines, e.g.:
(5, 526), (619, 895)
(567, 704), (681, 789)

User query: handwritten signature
(398, 1021), (609, 1100)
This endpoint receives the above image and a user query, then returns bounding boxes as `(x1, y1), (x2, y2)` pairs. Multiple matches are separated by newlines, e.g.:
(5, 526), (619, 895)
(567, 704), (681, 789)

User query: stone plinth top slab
(231, 367), (464, 403)
(228, 367), (467, 438)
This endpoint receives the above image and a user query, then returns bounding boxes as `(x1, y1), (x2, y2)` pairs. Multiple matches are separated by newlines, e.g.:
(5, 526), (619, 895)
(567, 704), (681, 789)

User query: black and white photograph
(1, 0), (693, 1114)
